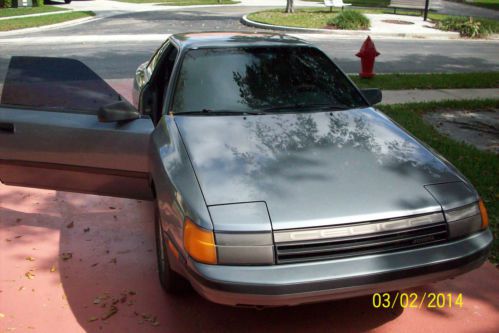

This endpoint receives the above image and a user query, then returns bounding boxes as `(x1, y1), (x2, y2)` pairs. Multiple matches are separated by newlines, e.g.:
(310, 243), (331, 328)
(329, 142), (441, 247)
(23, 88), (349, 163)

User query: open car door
(0, 57), (154, 200)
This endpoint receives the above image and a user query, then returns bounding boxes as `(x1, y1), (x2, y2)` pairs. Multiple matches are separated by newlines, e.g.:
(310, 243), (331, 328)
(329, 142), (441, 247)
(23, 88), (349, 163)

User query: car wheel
(64, 0), (72, 3)
(155, 203), (189, 293)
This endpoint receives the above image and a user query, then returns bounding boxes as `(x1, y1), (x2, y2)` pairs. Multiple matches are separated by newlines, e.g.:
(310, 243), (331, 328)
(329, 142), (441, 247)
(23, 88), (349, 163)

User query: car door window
(1, 56), (124, 115)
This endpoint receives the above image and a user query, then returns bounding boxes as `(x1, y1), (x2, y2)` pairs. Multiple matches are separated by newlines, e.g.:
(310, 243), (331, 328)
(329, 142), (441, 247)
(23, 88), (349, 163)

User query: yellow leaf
(25, 271), (35, 280)
(50, 265), (57, 273)
(88, 316), (98, 322)
(25, 256), (35, 262)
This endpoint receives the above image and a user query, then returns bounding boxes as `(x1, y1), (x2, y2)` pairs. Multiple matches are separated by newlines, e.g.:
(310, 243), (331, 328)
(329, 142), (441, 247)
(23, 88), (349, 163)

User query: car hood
(174, 108), (461, 230)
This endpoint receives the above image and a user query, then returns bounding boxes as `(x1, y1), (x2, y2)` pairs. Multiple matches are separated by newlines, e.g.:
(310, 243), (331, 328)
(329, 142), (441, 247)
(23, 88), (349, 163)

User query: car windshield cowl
(260, 103), (350, 112)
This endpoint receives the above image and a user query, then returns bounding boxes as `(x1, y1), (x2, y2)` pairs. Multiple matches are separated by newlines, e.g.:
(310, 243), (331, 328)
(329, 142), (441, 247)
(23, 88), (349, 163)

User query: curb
(241, 14), (499, 40)
(0, 15), (99, 37)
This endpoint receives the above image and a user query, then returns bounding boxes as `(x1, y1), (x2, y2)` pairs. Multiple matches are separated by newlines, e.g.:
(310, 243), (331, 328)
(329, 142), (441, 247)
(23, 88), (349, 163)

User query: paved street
(1, 6), (499, 81)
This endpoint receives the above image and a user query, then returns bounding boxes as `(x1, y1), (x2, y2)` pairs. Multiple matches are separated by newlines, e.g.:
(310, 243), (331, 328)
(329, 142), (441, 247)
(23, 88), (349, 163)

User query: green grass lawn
(248, 8), (343, 29)
(350, 72), (499, 90)
(379, 99), (499, 263)
(462, 0), (499, 11)
(115, 0), (238, 4)
(0, 11), (94, 31)
(247, 7), (499, 33)
(0, 6), (66, 18)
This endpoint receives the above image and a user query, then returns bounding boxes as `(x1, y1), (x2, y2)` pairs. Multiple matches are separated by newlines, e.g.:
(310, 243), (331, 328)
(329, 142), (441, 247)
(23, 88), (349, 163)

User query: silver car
(0, 32), (492, 307)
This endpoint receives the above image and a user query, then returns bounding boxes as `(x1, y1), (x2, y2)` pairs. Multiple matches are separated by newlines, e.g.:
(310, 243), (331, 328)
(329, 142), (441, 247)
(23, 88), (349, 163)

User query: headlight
(444, 201), (486, 238)
(183, 218), (274, 265)
(215, 232), (274, 265)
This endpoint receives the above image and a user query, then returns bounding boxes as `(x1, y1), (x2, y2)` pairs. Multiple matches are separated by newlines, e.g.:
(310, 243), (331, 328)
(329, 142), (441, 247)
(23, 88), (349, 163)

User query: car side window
(147, 41), (171, 75)
(150, 45), (178, 123)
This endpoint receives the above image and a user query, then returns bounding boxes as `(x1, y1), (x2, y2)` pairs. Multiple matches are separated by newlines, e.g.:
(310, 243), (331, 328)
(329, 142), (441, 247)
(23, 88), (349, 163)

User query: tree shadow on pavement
(0, 185), (404, 332)
(3, 185), (499, 333)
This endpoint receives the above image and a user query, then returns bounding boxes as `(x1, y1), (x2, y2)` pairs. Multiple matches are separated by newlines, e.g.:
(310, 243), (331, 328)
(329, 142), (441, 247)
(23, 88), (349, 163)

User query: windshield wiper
(176, 109), (263, 116)
(260, 103), (349, 112)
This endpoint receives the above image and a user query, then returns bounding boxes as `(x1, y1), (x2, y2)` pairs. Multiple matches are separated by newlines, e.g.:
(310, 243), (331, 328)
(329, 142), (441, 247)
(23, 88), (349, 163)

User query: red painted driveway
(1, 184), (498, 333)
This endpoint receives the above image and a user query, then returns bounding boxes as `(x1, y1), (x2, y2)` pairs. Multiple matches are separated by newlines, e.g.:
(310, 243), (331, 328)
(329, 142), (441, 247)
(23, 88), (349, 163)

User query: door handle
(0, 122), (15, 133)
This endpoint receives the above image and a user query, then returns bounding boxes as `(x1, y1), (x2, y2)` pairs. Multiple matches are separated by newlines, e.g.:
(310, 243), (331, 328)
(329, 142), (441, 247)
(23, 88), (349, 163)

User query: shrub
(436, 16), (490, 38)
(327, 11), (370, 30)
(1, 0), (13, 8)
(32, 0), (44, 7)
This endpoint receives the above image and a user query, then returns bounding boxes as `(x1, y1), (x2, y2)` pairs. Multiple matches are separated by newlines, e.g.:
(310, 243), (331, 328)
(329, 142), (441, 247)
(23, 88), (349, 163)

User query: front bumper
(181, 229), (492, 307)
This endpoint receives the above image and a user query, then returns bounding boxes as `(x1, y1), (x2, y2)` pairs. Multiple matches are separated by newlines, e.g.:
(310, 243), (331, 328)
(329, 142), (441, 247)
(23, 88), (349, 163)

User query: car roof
(169, 32), (310, 50)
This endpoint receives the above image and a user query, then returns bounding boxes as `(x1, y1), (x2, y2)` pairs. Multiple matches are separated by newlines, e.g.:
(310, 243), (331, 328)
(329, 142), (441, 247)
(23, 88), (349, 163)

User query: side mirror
(98, 100), (141, 123)
(360, 88), (382, 106)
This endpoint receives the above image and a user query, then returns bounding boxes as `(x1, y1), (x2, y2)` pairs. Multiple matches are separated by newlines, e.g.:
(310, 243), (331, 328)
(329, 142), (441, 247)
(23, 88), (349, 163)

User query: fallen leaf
(14, 235), (23, 239)
(61, 253), (72, 261)
(109, 258), (117, 264)
(18, 286), (25, 291)
(109, 206), (116, 210)
(25, 271), (35, 280)
(151, 320), (160, 327)
(93, 298), (101, 305)
(91, 263), (99, 267)
(128, 290), (136, 296)
(25, 256), (35, 262)
(88, 316), (98, 322)
(66, 221), (74, 229)
(101, 305), (118, 320)
(50, 265), (57, 273)
(83, 227), (90, 233)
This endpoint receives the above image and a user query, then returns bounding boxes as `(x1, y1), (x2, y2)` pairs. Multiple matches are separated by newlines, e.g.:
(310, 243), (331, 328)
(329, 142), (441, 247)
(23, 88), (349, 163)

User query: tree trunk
(286, 0), (294, 13)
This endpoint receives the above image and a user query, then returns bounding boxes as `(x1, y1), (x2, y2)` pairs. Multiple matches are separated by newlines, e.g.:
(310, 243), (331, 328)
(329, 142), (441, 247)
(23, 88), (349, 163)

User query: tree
(286, 0), (294, 13)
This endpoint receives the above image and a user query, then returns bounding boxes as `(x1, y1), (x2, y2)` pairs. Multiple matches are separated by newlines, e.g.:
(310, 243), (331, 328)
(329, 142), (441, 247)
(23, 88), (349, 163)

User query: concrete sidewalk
(381, 88), (499, 105)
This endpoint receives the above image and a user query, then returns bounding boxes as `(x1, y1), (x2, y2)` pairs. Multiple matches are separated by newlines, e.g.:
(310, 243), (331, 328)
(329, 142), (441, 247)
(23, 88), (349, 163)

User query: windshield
(172, 47), (367, 114)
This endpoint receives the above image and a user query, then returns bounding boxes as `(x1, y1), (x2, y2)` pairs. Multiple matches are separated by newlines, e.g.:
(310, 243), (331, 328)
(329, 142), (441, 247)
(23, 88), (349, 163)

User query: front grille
(275, 221), (448, 264)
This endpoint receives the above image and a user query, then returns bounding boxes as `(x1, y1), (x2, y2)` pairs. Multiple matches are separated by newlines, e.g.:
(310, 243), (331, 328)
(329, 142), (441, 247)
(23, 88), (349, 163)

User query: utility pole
(424, 0), (430, 21)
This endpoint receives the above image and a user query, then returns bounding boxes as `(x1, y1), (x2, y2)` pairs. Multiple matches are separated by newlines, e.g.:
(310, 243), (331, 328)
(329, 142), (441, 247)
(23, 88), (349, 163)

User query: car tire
(64, 0), (72, 3)
(154, 203), (189, 293)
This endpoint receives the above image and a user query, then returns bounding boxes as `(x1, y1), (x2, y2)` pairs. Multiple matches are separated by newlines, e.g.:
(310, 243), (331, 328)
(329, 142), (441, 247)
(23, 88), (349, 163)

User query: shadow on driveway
(1, 184), (498, 332)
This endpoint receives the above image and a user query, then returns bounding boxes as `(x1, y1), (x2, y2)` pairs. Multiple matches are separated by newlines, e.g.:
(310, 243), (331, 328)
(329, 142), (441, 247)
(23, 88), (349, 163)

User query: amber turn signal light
(183, 218), (217, 264)
(479, 199), (489, 229)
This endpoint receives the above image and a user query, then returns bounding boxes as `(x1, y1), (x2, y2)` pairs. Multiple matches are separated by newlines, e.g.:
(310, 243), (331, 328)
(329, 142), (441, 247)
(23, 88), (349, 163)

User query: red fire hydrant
(356, 36), (380, 78)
